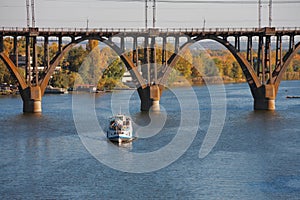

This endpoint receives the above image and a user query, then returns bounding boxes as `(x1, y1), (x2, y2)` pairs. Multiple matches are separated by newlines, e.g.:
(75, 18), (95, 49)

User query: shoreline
(1, 79), (299, 97)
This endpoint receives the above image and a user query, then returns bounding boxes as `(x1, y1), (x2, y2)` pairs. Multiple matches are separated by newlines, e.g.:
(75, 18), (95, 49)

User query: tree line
(0, 37), (299, 89)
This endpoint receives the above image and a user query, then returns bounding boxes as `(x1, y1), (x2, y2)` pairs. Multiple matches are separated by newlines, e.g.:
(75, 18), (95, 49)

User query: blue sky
(0, 0), (299, 28)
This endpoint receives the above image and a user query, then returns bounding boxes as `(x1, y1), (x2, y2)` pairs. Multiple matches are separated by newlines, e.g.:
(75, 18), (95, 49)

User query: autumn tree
(66, 46), (87, 72)
(98, 58), (125, 90)
(174, 48), (193, 78)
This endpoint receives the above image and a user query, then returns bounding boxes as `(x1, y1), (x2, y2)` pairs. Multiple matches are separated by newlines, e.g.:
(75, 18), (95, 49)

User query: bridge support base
(151, 100), (160, 112)
(21, 86), (42, 113)
(254, 99), (275, 111)
(138, 85), (162, 112)
(23, 100), (42, 113)
(253, 85), (276, 111)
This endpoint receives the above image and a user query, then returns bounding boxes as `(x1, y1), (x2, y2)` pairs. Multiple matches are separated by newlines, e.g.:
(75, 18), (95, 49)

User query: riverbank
(0, 90), (18, 96)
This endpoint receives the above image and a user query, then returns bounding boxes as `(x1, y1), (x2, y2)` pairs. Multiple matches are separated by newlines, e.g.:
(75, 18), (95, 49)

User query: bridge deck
(1, 27), (300, 37)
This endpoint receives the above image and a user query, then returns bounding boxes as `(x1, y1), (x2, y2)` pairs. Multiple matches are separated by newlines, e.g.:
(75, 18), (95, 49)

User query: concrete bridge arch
(160, 35), (261, 91)
(273, 41), (300, 90)
(41, 35), (146, 95)
(0, 52), (27, 91)
(160, 34), (300, 110)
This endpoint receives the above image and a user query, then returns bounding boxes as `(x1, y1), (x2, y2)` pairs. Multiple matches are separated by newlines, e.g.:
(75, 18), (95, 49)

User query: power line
(158, 0), (300, 4)
(93, 0), (300, 4)
(44, 0), (300, 4)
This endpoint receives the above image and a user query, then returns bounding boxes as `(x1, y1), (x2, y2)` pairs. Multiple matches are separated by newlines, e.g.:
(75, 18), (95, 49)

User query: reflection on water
(0, 81), (299, 199)
(110, 141), (133, 150)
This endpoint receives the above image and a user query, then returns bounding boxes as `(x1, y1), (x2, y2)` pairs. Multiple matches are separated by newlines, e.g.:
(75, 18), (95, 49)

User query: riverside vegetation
(0, 37), (299, 90)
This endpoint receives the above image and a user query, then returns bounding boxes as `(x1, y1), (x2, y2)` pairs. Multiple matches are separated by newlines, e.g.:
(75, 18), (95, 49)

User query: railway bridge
(0, 27), (300, 112)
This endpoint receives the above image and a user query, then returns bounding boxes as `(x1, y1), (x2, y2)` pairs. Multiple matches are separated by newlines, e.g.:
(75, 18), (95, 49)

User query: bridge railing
(1, 27), (300, 34)
(276, 27), (300, 31)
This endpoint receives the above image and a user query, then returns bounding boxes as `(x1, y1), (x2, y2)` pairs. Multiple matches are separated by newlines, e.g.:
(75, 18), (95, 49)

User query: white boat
(45, 86), (68, 94)
(107, 114), (133, 143)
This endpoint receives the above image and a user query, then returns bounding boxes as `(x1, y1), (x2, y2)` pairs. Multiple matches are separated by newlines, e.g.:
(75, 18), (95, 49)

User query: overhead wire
(98, 0), (300, 4)
(43, 0), (300, 4)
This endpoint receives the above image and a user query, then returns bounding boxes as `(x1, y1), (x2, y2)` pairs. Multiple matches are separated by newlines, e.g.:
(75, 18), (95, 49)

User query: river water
(0, 81), (299, 199)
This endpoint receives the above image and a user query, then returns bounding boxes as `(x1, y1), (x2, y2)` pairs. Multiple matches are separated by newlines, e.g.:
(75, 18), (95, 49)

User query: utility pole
(145, 0), (148, 29)
(153, 0), (156, 28)
(31, 0), (35, 27)
(26, 0), (30, 28)
(86, 18), (89, 30)
(258, 0), (262, 28)
(269, 0), (273, 27)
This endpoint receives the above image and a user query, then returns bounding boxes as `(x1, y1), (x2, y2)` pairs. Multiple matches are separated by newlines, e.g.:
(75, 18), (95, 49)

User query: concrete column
(137, 85), (161, 111)
(150, 84), (160, 111)
(22, 86), (42, 113)
(23, 99), (42, 113)
(150, 37), (157, 83)
(0, 36), (3, 52)
(138, 86), (152, 111)
(142, 36), (149, 81)
(25, 36), (31, 85)
(32, 36), (38, 85)
(174, 36), (179, 54)
(120, 36), (125, 52)
(162, 37), (166, 65)
(257, 36), (263, 76)
(58, 36), (62, 52)
(253, 84), (276, 110)
(133, 36), (138, 64)
(254, 98), (275, 111)
(44, 36), (50, 70)
(13, 36), (18, 67)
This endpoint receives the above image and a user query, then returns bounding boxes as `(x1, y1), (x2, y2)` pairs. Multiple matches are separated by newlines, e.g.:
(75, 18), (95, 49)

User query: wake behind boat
(107, 114), (133, 143)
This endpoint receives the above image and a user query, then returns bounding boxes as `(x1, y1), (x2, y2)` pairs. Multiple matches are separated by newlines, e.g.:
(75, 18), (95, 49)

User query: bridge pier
(23, 99), (42, 113)
(21, 86), (42, 113)
(253, 84), (276, 111)
(138, 85), (162, 111)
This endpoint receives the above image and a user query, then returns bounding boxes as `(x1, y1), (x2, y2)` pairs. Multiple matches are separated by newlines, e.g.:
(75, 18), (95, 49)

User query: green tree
(174, 48), (193, 78)
(66, 46), (87, 72)
(0, 61), (12, 84)
(222, 53), (234, 77)
(50, 70), (69, 88)
(102, 58), (125, 79)
(79, 42), (104, 85)
(191, 56), (203, 78)
(212, 57), (223, 76)
(98, 58), (125, 90)
(202, 54), (219, 76)
(68, 71), (84, 88)
(231, 61), (243, 80)
(86, 40), (99, 52)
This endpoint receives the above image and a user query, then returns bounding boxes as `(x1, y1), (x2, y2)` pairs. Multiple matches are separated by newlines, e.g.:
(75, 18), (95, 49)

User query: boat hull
(108, 136), (133, 143)
(107, 132), (133, 143)
(107, 114), (133, 143)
